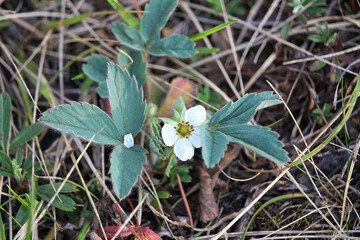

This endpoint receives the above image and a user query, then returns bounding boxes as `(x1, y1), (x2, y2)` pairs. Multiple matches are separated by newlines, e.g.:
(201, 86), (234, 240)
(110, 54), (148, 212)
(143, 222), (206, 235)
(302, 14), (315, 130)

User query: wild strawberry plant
(40, 0), (289, 199)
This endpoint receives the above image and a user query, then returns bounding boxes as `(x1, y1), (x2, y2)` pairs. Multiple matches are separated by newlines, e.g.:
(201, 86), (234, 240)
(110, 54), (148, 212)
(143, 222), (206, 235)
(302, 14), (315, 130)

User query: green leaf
(11, 159), (22, 182)
(97, 82), (109, 99)
(42, 13), (92, 29)
(209, 91), (281, 128)
(107, 64), (145, 137)
(9, 123), (44, 150)
(189, 20), (238, 41)
(165, 154), (177, 177)
(0, 93), (11, 151)
(107, 0), (139, 29)
(38, 182), (77, 194)
(82, 54), (111, 83)
(280, 20), (293, 38)
(0, 213), (5, 240)
(309, 35), (324, 43)
(200, 124), (229, 168)
(112, 21), (145, 51)
(110, 144), (147, 198)
(218, 125), (289, 165)
(195, 47), (220, 55)
(16, 148), (24, 166)
(149, 35), (196, 58)
(0, 150), (13, 171)
(82, 54), (112, 98)
(37, 192), (75, 211)
(117, 47), (146, 86)
(40, 102), (122, 145)
(140, 0), (178, 44)
(0, 168), (12, 177)
(325, 32), (337, 46)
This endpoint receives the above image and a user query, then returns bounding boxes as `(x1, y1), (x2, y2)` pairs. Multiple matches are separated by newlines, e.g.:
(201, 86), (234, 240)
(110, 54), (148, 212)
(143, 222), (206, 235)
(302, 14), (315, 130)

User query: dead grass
(0, 0), (360, 239)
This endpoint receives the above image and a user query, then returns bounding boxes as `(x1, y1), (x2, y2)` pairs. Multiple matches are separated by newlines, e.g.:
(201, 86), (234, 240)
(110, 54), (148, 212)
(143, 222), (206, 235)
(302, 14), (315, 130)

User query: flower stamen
(175, 121), (194, 138)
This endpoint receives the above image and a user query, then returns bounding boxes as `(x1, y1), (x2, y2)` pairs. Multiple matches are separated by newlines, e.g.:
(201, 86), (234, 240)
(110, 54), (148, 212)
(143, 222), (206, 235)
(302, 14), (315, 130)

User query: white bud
(124, 133), (134, 148)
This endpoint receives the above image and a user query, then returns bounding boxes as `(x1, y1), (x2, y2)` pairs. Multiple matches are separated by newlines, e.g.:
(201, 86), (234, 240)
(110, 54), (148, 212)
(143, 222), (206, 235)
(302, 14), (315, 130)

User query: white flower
(161, 105), (206, 161)
(124, 133), (134, 148)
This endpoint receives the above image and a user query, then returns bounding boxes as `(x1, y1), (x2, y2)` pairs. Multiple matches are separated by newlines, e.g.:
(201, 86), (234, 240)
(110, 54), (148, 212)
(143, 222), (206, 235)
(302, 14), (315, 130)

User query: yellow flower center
(175, 121), (194, 138)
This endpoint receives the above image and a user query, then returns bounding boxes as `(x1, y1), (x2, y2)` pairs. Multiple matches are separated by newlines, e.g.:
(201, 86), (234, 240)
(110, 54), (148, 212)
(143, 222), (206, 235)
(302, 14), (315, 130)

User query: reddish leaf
(136, 226), (162, 240)
(96, 225), (134, 239)
(157, 77), (198, 117)
(96, 225), (162, 240)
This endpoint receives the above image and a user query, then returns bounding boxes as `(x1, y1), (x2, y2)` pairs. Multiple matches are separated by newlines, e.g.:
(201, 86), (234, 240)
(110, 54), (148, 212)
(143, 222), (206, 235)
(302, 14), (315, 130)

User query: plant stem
(177, 174), (193, 227)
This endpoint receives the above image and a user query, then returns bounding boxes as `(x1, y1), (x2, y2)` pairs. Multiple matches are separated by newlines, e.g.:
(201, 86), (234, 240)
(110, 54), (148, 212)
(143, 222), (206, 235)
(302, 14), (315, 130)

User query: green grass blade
(189, 20), (238, 41)
(107, 0), (139, 29)
(42, 13), (92, 29)
(291, 76), (360, 166)
(0, 93), (11, 151)
(241, 193), (306, 240)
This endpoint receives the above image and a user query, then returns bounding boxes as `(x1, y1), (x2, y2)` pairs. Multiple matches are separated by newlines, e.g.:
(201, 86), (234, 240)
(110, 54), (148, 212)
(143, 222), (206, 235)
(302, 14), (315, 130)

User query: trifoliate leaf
(209, 91), (281, 128)
(82, 54), (111, 83)
(140, 0), (178, 44)
(9, 123), (44, 150)
(107, 64), (145, 137)
(149, 35), (196, 58)
(82, 54), (112, 98)
(217, 124), (289, 165)
(200, 124), (228, 167)
(0, 93), (11, 151)
(110, 144), (147, 198)
(112, 21), (145, 51)
(117, 47), (146, 86)
(40, 102), (122, 145)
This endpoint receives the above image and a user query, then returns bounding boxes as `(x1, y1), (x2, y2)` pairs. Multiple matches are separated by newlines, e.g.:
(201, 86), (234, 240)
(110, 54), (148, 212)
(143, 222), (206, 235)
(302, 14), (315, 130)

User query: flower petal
(174, 138), (194, 161)
(161, 124), (178, 146)
(189, 127), (201, 148)
(185, 105), (206, 127)
(124, 133), (134, 148)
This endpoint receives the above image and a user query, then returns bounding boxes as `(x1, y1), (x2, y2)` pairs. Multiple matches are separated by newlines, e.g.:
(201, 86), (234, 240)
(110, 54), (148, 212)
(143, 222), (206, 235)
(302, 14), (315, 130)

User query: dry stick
(285, 171), (344, 237)
(169, 58), (231, 102)
(73, 138), (127, 212)
(211, 169), (288, 239)
(340, 135), (360, 228)
(32, 130), (101, 223)
(264, 206), (328, 239)
(253, 0), (286, 64)
(0, 42), (41, 113)
(284, 45), (360, 65)
(13, 131), (99, 240)
(231, 17), (358, 76)
(0, 11), (71, 21)
(59, 0), (66, 104)
(220, 0), (244, 96)
(235, 0), (264, 45)
(269, 81), (346, 227)
(244, 51), (277, 91)
(109, 195), (148, 240)
(237, 0), (281, 91)
(66, 0), (118, 55)
(63, 136), (109, 240)
(32, 30), (57, 240)
(140, 170), (176, 238)
(180, 1), (241, 100)
(177, 174), (194, 227)
(188, 3), (359, 77)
